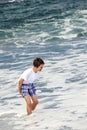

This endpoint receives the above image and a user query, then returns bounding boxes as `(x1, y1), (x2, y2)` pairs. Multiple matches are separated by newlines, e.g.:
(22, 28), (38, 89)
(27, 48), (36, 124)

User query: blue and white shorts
(22, 83), (36, 97)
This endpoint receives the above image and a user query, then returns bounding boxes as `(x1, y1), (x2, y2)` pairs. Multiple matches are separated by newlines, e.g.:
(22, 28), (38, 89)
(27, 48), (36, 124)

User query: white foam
(58, 33), (77, 39)
(80, 10), (87, 14)
(8, 0), (24, 3)
(1, 34), (87, 130)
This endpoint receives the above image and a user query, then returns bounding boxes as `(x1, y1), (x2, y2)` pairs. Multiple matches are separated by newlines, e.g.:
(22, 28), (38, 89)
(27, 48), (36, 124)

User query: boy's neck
(33, 67), (38, 73)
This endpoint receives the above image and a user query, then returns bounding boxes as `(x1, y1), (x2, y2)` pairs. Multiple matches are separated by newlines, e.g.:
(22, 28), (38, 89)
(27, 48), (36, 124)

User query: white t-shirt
(19, 68), (40, 84)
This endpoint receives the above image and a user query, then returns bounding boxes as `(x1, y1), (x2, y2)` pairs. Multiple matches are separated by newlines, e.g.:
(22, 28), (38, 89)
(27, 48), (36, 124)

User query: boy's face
(37, 64), (44, 71)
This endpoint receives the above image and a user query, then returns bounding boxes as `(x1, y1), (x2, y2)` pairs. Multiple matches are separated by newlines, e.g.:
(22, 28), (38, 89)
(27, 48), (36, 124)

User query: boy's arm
(18, 78), (24, 94)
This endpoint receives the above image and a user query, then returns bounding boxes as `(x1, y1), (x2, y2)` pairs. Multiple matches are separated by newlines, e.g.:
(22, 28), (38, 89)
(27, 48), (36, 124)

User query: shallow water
(0, 0), (87, 130)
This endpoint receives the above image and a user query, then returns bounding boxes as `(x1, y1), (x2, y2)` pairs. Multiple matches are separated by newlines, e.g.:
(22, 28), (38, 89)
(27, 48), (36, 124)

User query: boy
(18, 58), (44, 115)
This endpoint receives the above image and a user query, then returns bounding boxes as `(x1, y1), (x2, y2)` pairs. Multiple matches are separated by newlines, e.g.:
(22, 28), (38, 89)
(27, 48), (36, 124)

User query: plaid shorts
(22, 83), (36, 97)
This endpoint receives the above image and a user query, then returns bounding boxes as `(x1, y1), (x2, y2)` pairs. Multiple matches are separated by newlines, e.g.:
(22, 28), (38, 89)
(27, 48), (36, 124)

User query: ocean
(0, 0), (87, 130)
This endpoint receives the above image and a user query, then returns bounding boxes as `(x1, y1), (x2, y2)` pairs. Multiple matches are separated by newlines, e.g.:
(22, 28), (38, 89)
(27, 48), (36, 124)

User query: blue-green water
(0, 0), (87, 130)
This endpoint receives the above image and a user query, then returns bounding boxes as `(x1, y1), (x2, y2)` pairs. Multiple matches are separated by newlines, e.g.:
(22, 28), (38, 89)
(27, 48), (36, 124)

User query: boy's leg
(24, 96), (32, 115)
(31, 95), (38, 110)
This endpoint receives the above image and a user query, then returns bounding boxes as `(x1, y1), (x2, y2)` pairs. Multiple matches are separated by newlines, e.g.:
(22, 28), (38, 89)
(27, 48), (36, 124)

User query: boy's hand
(18, 78), (24, 97)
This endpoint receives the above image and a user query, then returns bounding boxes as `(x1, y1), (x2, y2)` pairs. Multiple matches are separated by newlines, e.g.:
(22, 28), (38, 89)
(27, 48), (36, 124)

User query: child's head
(33, 58), (44, 71)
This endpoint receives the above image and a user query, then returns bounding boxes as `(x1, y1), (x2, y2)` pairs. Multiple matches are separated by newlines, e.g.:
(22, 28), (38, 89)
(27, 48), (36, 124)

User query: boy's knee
(27, 102), (32, 106)
(35, 100), (38, 105)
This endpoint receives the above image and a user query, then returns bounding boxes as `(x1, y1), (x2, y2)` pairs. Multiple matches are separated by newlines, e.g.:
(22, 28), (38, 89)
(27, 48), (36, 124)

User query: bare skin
(24, 95), (38, 115)
(18, 78), (24, 96)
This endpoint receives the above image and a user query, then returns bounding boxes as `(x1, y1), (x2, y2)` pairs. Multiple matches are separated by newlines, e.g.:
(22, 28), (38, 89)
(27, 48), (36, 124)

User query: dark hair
(33, 58), (44, 67)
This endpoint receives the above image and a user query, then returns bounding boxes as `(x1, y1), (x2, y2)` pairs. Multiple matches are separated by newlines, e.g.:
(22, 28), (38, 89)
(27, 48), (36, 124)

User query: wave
(0, 0), (87, 41)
